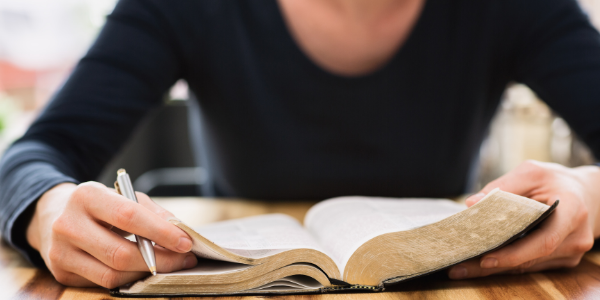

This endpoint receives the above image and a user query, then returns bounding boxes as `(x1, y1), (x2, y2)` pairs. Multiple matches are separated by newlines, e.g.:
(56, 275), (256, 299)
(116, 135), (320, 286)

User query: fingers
(110, 192), (176, 237)
(480, 160), (551, 197)
(111, 186), (175, 220)
(458, 160), (595, 282)
(511, 257), (582, 274)
(479, 191), (587, 269)
(135, 192), (176, 220)
(465, 193), (485, 207)
(52, 272), (97, 287)
(478, 215), (566, 269)
(57, 248), (148, 289)
(41, 182), (198, 289)
(465, 161), (552, 207)
(448, 210), (591, 280)
(65, 220), (197, 272)
(75, 183), (192, 253)
(448, 256), (582, 280)
(448, 258), (514, 279)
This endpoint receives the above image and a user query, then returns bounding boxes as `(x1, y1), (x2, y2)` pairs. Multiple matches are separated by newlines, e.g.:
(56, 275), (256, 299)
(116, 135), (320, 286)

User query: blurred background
(0, 0), (598, 196)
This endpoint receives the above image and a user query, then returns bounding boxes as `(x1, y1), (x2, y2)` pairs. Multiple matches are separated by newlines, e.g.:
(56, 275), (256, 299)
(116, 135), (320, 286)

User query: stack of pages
(112, 188), (557, 297)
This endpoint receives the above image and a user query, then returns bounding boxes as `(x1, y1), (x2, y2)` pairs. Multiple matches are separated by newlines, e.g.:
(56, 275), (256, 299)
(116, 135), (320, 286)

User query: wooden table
(4, 197), (600, 300)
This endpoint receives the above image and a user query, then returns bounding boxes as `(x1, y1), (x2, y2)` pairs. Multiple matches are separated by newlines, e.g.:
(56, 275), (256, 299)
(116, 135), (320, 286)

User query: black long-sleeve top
(2, 0), (600, 267)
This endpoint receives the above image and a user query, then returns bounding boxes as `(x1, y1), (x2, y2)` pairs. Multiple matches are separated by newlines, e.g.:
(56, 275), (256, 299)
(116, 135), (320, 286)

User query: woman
(1, 0), (599, 288)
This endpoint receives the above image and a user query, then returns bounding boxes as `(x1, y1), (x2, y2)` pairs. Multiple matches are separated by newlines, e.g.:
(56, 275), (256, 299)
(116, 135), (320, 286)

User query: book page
(248, 275), (323, 291)
(160, 259), (252, 275)
(121, 262), (324, 295)
(304, 197), (466, 273)
(193, 214), (328, 259)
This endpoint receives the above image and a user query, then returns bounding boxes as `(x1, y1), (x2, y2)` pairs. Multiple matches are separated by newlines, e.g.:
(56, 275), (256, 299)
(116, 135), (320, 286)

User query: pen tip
(117, 168), (126, 175)
(152, 271), (157, 276)
(149, 266), (157, 276)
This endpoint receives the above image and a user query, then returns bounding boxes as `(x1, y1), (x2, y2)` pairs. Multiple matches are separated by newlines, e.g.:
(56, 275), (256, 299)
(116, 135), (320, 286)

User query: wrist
(25, 210), (40, 251)
(25, 183), (77, 251)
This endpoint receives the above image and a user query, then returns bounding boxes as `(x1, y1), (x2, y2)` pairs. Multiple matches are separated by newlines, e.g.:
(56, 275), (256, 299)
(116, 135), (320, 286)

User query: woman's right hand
(26, 182), (198, 288)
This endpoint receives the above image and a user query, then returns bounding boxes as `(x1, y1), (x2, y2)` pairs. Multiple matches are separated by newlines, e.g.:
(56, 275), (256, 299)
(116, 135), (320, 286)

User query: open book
(112, 188), (557, 297)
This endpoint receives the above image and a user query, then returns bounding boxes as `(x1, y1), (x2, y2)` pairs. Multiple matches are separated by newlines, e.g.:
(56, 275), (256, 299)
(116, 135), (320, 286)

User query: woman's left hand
(448, 160), (599, 280)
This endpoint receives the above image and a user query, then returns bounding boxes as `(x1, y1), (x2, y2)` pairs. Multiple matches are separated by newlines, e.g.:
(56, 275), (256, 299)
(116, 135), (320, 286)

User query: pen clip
(114, 181), (122, 195)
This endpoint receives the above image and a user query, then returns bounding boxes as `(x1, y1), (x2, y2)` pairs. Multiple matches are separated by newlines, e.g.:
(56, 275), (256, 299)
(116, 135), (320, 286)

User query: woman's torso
(164, 0), (516, 199)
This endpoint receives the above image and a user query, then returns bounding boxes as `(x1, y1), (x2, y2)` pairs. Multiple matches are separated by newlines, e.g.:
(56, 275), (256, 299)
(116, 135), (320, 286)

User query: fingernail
(466, 193), (486, 206)
(183, 254), (197, 269)
(468, 193), (485, 200)
(481, 257), (498, 268)
(449, 266), (468, 279)
(177, 237), (193, 252)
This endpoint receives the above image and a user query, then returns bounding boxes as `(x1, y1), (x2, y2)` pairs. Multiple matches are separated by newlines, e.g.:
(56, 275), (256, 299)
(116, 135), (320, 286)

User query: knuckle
(157, 210), (174, 220)
(106, 243), (132, 271)
(162, 257), (179, 273)
(53, 271), (71, 286)
(520, 159), (541, 170)
(575, 234), (594, 254)
(519, 259), (536, 270)
(72, 182), (101, 198)
(504, 254), (523, 268)
(113, 203), (136, 229)
(167, 255), (187, 272)
(576, 207), (590, 225)
(70, 186), (87, 201)
(70, 182), (105, 208)
(158, 227), (177, 245)
(51, 216), (74, 238)
(565, 257), (582, 268)
(543, 231), (561, 255)
(80, 181), (106, 190)
(519, 160), (548, 180)
(47, 245), (64, 266)
(100, 268), (121, 289)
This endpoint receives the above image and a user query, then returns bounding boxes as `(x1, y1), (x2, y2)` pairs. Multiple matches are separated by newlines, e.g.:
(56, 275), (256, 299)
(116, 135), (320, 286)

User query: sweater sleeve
(0, 0), (183, 266)
(509, 0), (600, 159)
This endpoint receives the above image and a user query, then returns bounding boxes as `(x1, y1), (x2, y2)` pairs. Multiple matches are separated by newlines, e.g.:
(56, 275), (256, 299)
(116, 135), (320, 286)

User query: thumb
(465, 193), (486, 207)
(468, 161), (547, 207)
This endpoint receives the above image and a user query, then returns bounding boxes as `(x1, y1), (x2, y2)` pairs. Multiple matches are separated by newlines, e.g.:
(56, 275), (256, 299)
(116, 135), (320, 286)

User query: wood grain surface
(3, 197), (600, 300)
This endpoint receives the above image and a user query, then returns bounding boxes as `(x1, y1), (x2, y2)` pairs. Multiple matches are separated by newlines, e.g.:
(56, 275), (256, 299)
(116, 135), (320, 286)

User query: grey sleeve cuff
(0, 141), (80, 267)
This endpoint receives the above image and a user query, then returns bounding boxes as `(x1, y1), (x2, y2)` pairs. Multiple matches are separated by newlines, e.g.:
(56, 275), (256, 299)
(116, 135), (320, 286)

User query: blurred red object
(0, 60), (72, 111)
(0, 60), (37, 92)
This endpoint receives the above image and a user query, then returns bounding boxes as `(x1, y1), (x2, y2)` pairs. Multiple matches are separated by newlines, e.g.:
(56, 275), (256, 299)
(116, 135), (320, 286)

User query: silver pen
(114, 169), (157, 276)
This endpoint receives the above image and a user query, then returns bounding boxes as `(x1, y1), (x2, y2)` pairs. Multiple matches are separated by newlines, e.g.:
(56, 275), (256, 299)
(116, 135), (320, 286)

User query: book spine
(322, 285), (382, 292)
